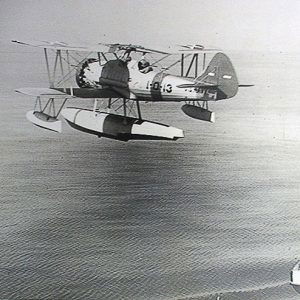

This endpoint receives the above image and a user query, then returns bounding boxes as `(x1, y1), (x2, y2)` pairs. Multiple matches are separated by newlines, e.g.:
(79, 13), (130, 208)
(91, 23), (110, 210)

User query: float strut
(123, 98), (127, 125)
(136, 101), (142, 120)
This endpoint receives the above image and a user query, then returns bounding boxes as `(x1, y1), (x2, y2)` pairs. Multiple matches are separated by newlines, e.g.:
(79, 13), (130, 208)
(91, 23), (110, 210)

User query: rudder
(196, 53), (238, 100)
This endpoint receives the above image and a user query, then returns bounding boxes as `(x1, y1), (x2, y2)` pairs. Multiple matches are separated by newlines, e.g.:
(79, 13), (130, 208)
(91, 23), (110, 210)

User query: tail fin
(196, 53), (238, 100)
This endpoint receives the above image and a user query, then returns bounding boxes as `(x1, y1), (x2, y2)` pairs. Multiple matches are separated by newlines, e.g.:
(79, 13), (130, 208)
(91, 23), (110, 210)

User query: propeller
(98, 43), (169, 55)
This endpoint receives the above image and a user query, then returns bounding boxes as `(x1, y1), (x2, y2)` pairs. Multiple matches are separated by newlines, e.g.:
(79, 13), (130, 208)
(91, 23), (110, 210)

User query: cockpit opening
(138, 59), (153, 74)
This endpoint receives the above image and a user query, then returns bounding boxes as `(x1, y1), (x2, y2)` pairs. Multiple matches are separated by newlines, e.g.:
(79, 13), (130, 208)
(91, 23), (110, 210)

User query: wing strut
(66, 50), (73, 96)
(44, 48), (52, 86)
(26, 95), (69, 133)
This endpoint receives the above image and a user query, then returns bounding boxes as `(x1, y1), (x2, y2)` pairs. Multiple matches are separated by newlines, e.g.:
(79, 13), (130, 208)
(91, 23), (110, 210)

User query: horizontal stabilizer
(177, 83), (218, 89)
(238, 84), (254, 87)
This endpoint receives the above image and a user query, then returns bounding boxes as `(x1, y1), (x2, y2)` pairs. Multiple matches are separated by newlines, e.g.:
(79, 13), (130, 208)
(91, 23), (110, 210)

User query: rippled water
(1, 44), (300, 299)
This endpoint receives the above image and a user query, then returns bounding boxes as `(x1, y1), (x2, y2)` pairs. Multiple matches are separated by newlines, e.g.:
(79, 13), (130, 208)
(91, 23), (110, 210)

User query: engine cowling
(76, 58), (103, 88)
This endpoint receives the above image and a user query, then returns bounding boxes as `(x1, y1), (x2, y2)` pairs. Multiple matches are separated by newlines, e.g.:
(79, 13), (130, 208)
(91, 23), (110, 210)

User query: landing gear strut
(92, 97), (143, 120)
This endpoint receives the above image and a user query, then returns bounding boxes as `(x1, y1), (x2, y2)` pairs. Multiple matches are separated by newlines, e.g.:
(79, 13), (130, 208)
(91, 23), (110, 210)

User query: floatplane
(13, 40), (251, 141)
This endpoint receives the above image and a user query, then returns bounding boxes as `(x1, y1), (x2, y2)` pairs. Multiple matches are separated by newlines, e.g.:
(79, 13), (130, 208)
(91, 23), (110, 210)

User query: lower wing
(16, 87), (121, 99)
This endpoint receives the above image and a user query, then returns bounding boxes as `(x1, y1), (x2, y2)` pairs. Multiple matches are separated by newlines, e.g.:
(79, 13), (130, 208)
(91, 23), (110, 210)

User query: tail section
(196, 53), (238, 100)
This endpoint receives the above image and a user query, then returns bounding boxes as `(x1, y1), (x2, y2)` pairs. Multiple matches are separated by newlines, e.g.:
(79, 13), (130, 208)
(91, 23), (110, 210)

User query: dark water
(1, 44), (300, 299)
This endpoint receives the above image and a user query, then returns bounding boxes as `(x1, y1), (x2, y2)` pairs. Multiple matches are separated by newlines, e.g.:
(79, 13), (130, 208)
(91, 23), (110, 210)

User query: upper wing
(12, 39), (109, 52)
(177, 49), (220, 53)
(172, 44), (221, 54)
(16, 87), (122, 99)
(99, 43), (169, 55)
(12, 40), (169, 55)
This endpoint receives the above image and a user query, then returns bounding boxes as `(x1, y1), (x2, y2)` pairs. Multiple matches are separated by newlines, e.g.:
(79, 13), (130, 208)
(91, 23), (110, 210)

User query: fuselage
(127, 60), (217, 101)
(77, 59), (218, 102)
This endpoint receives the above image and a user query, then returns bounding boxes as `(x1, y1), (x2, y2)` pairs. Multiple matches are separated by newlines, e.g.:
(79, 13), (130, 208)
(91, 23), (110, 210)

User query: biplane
(12, 40), (249, 141)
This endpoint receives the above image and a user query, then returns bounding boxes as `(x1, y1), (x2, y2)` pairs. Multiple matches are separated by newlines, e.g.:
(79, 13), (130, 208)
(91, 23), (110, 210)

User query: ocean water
(1, 44), (300, 299)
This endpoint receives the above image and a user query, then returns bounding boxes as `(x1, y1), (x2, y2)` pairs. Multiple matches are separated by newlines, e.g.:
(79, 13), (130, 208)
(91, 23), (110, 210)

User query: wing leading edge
(16, 87), (121, 99)
(12, 39), (108, 52)
(12, 40), (169, 55)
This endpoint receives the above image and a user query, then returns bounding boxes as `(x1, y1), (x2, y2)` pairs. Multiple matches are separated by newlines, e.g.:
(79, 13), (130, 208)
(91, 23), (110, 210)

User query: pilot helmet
(138, 59), (150, 69)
